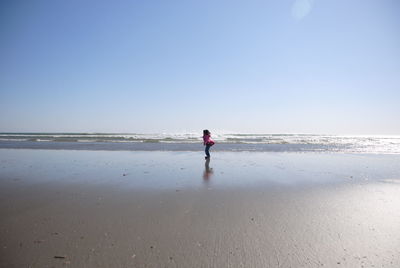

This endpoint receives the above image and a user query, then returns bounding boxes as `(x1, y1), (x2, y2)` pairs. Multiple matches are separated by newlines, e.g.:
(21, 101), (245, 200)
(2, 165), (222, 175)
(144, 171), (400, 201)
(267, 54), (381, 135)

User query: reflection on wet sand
(203, 158), (213, 181)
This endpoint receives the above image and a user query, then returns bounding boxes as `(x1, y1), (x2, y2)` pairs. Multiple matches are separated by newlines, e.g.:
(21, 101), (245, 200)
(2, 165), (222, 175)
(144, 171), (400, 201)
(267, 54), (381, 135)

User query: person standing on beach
(203, 130), (215, 160)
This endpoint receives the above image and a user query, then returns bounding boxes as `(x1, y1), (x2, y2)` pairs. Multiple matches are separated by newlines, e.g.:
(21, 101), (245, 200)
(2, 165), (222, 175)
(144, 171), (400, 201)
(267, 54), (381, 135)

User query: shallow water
(1, 149), (399, 190)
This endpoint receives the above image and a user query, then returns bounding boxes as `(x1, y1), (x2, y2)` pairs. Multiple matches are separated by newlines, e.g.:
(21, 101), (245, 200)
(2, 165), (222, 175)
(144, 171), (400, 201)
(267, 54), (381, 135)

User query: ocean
(0, 133), (399, 154)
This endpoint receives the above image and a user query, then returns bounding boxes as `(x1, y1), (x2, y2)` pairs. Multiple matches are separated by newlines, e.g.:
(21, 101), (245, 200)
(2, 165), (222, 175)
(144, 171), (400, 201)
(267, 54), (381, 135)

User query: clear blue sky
(1, 0), (399, 134)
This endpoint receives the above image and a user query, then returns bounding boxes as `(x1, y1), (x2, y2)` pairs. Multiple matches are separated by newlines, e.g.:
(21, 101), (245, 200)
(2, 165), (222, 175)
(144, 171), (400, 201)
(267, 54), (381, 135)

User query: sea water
(0, 133), (399, 154)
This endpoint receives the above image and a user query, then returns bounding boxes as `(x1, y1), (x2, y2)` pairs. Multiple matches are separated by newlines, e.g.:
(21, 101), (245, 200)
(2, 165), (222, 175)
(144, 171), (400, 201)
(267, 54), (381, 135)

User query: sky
(0, 0), (399, 134)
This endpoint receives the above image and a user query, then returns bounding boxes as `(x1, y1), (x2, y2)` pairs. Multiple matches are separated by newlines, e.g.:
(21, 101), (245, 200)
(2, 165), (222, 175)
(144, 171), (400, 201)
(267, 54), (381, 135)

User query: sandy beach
(1, 149), (400, 267)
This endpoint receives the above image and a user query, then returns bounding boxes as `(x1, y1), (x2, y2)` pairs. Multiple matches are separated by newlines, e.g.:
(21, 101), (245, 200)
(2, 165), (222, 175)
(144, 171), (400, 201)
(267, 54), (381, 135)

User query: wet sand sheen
(0, 150), (400, 267)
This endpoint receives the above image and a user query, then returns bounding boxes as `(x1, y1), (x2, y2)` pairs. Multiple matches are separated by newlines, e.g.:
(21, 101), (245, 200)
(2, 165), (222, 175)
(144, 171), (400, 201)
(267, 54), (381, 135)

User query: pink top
(203, 135), (215, 145)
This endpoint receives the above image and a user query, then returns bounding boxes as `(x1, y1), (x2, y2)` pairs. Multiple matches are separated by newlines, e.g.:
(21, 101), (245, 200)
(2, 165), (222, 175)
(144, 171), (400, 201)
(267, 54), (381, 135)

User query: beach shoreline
(1, 149), (399, 267)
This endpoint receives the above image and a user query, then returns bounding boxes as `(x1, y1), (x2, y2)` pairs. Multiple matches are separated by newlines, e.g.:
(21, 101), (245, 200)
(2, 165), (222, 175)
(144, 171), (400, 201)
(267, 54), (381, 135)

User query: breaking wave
(0, 133), (399, 154)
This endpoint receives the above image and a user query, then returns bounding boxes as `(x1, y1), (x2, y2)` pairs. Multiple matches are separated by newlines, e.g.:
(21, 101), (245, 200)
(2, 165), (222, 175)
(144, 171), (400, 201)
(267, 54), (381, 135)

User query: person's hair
(203, 129), (210, 136)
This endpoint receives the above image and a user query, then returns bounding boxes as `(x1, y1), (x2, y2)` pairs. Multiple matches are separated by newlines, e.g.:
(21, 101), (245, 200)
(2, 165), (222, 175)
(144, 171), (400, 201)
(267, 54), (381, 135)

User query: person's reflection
(203, 158), (214, 181)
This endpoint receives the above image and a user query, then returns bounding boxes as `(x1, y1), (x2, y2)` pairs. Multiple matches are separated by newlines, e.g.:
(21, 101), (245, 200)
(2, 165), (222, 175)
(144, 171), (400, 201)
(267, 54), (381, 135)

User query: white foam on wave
(0, 133), (399, 153)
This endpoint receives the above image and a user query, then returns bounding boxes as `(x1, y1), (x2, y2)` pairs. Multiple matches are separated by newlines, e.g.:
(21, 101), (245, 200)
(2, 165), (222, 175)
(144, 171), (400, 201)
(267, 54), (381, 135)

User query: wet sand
(1, 149), (400, 267)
